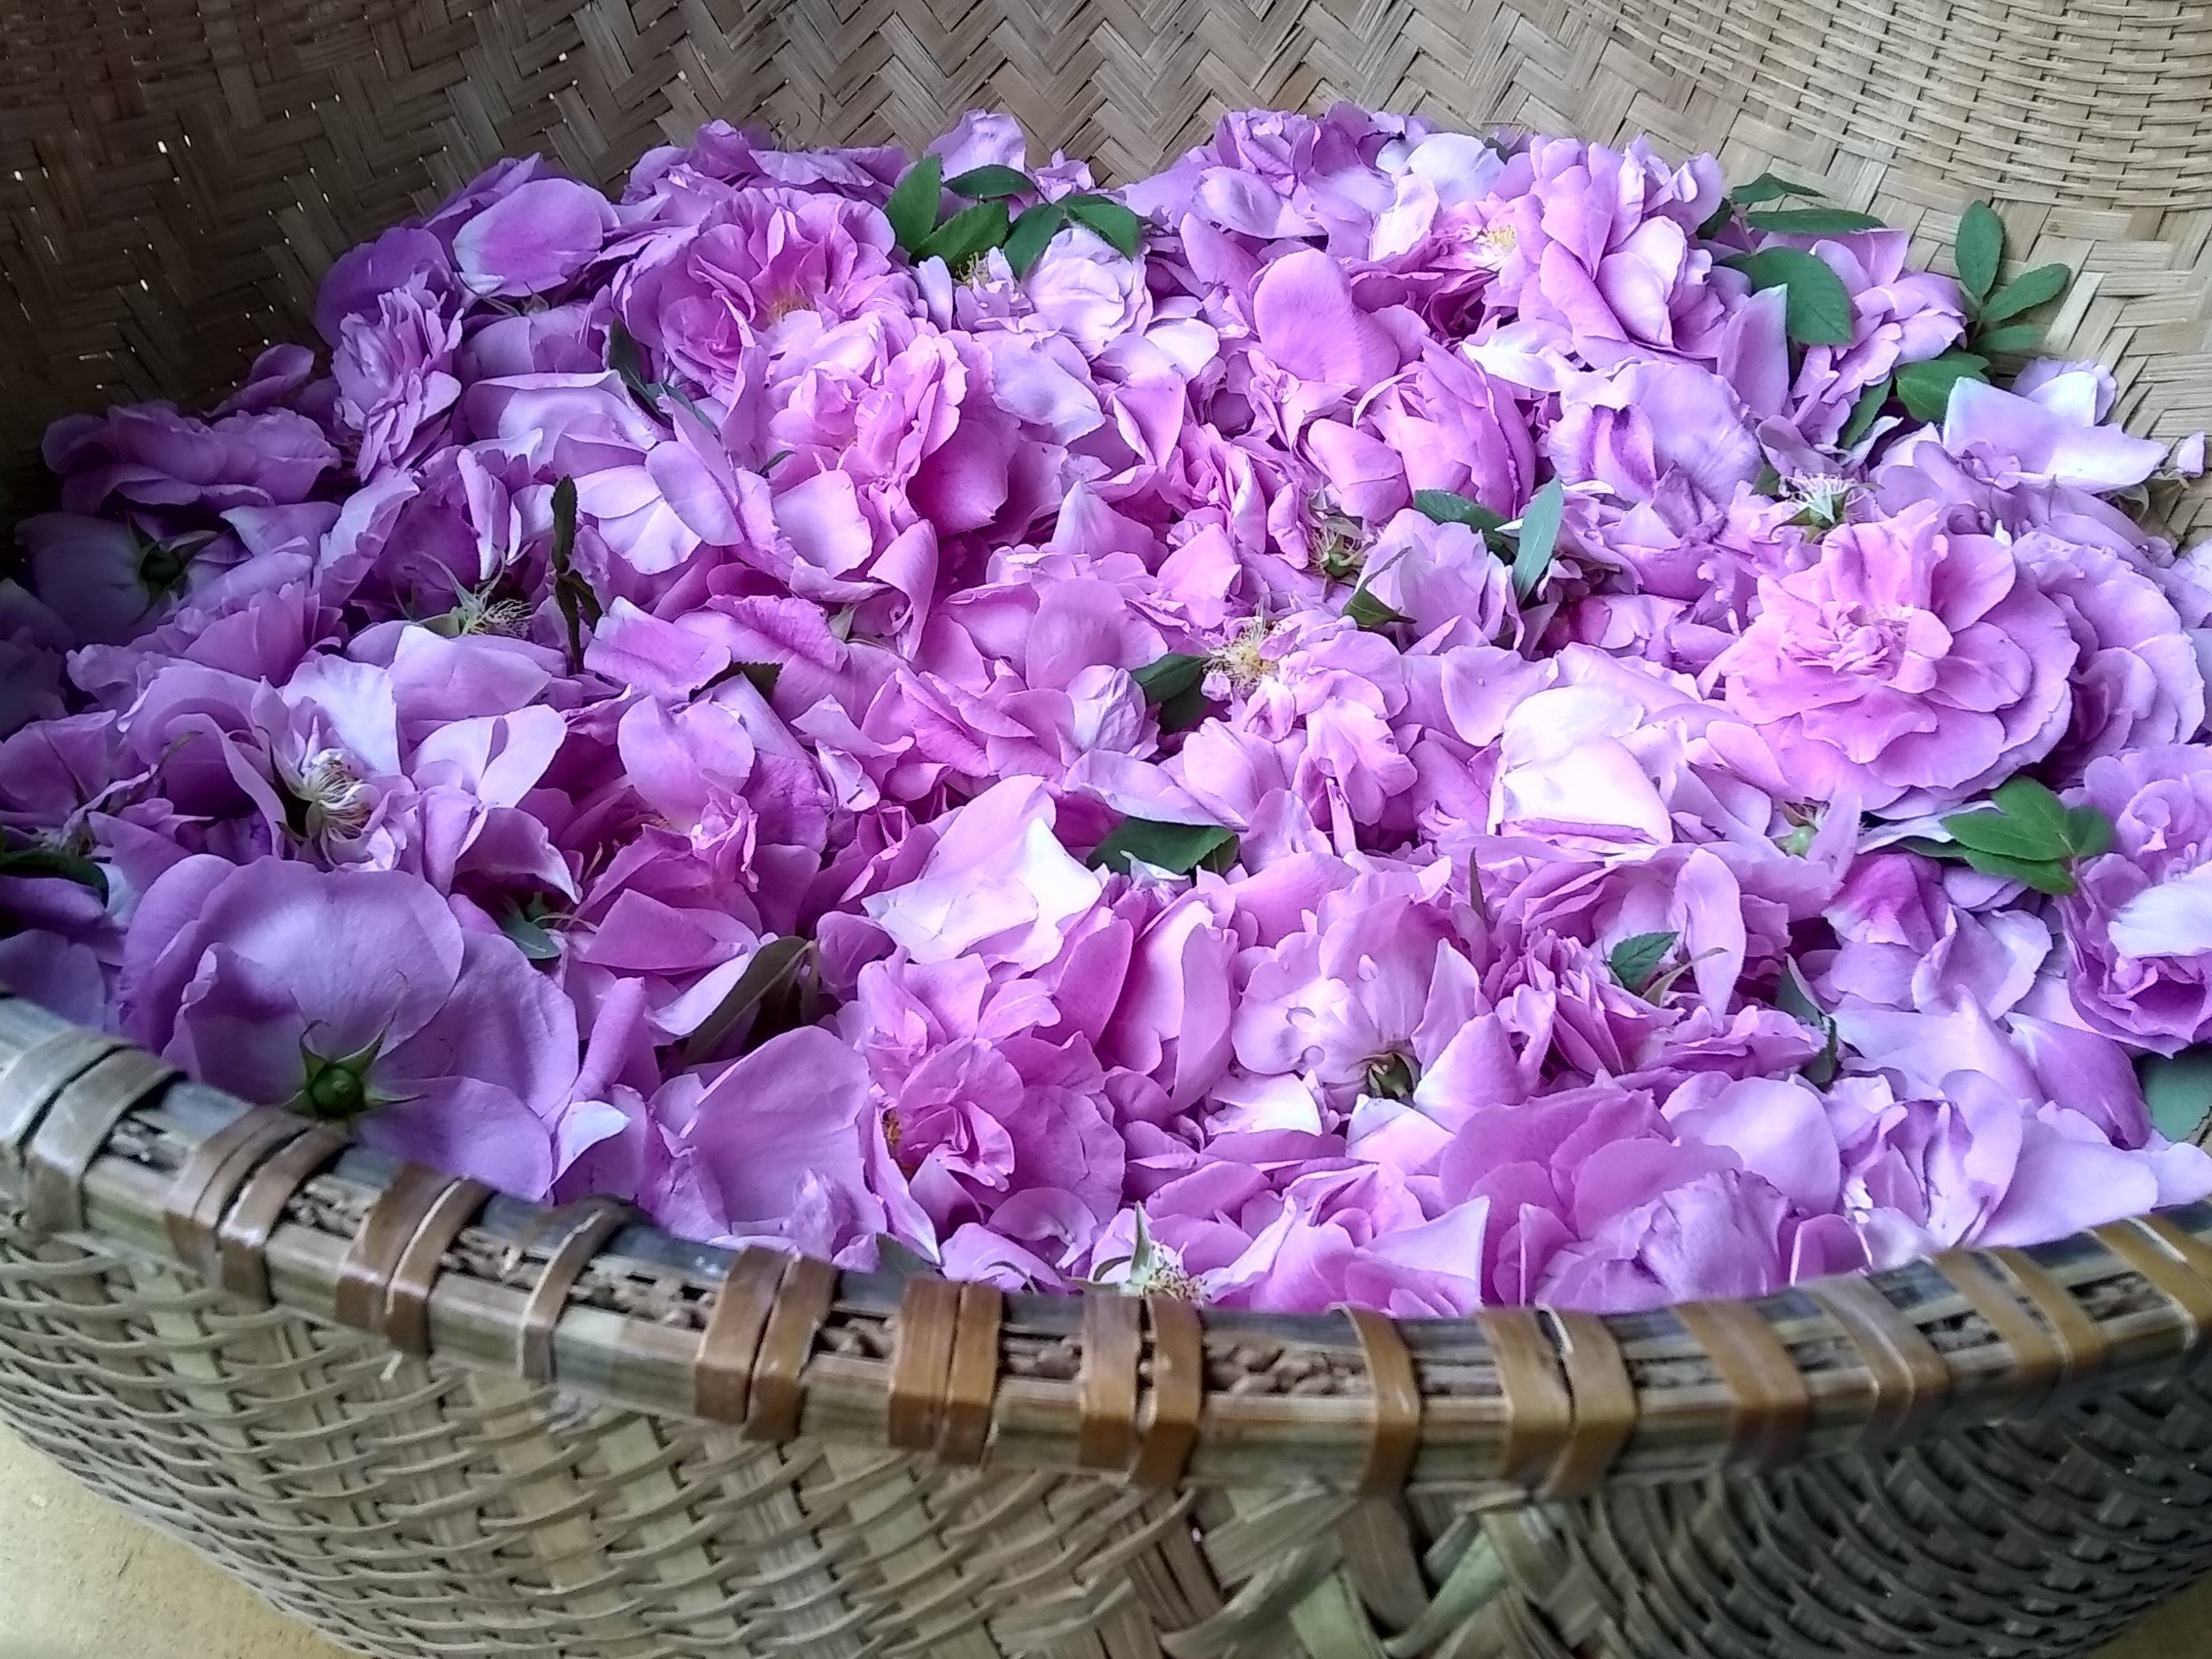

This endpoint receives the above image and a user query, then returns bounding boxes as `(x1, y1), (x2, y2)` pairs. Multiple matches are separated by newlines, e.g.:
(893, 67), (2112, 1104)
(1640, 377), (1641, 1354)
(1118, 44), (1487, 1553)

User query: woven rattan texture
(1486, 1385), (2212, 1659)
(0, 1217), (1228, 1659)
(7, 1210), (2212, 1659)
(0, 0), (2208, 526)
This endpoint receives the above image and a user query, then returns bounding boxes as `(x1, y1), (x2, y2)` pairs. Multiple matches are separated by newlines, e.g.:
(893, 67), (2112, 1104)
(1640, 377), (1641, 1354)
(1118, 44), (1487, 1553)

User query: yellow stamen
(1210, 617), (1275, 694)
(1469, 219), (1517, 269)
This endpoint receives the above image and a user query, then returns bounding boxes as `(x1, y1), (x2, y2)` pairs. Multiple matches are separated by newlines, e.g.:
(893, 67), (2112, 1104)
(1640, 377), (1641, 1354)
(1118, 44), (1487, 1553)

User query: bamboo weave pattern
(9, 1214), (2212, 1659)
(8, 984), (2212, 1657)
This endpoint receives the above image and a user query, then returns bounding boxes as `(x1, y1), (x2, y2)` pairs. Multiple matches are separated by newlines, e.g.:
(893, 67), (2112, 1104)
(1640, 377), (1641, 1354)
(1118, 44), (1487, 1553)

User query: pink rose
(1713, 504), (2078, 810)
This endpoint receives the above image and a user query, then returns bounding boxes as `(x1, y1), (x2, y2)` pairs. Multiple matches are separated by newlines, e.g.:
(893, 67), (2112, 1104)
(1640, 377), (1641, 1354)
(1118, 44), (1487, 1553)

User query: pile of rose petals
(6, 106), (2212, 1317)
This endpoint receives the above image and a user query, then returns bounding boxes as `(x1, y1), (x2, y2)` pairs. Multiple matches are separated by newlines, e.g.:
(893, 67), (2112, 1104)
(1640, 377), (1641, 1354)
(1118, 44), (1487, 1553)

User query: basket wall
(10, 979), (2212, 1659)
(15, 1212), (2212, 1659)
(5, 3), (2212, 1657)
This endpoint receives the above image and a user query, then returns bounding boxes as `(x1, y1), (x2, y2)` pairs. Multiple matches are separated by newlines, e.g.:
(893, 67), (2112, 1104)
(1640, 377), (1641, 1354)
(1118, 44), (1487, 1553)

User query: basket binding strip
(4, 1), (2212, 1652)
(8, 982), (2212, 1658)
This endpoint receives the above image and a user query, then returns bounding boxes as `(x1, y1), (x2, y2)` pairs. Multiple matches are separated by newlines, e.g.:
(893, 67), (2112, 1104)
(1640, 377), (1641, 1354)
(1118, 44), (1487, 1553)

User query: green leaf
(1724, 248), (1855, 346)
(1064, 194), (1147, 257)
(550, 475), (579, 575)
(293, 1029), (395, 1123)
(1344, 586), (1410, 631)
(563, 570), (603, 634)
(1088, 818), (1238, 877)
(1955, 847), (2076, 895)
(1839, 376), (1893, 447)
(1364, 1054), (1417, 1101)
(1004, 202), (1068, 276)
(873, 1235), (940, 1278)
(1510, 478), (1565, 602)
(1733, 173), (1821, 206)
(680, 935), (812, 1066)
(1609, 930), (1678, 995)
(945, 164), (1033, 200)
(495, 902), (562, 964)
(1743, 205), (1887, 234)
(1803, 1036), (1840, 1088)
(1133, 652), (1207, 705)
(605, 319), (649, 384)
(1774, 960), (1822, 1026)
(918, 201), (1011, 268)
(1973, 323), (2045, 356)
(1992, 775), (2068, 835)
(1774, 961), (1840, 1087)
(1887, 833), (1971, 864)
(1695, 199), (1732, 240)
(2065, 804), (2116, 860)
(1894, 350), (1990, 421)
(885, 156), (943, 255)
(134, 527), (200, 603)
(2141, 1048), (2212, 1145)
(1939, 808), (2063, 863)
(0, 844), (108, 902)
(1955, 201), (2004, 303)
(1156, 683), (1210, 734)
(1414, 488), (1507, 534)
(1930, 773), (2105, 887)
(605, 319), (663, 413)
(1981, 263), (2070, 324)
(549, 476), (595, 674)
(732, 661), (780, 700)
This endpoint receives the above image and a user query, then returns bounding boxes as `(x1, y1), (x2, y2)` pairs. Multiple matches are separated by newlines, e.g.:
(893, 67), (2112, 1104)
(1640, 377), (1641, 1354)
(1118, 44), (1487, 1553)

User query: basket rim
(4, 990), (2208, 1498)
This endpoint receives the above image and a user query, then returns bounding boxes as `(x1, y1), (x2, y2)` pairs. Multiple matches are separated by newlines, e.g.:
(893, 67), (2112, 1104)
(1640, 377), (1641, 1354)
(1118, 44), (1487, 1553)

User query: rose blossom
(44, 402), (336, 521)
(19, 513), (193, 646)
(1813, 851), (2049, 1015)
(2063, 746), (2212, 1053)
(1711, 503), (2078, 811)
(119, 857), (572, 1195)
(316, 227), (457, 345)
(2019, 533), (2207, 775)
(1476, 136), (1729, 364)
(1307, 343), (1535, 522)
(333, 277), (465, 478)
(450, 175), (618, 299)
(1548, 358), (1764, 506)
(1122, 106), (1409, 248)
(0, 582), (68, 736)
(1770, 231), (1966, 446)
(617, 188), (919, 399)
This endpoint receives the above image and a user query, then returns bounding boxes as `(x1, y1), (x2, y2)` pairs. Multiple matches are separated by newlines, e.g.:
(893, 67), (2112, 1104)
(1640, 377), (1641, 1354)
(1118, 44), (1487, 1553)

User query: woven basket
(5, 4), (2212, 1656)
